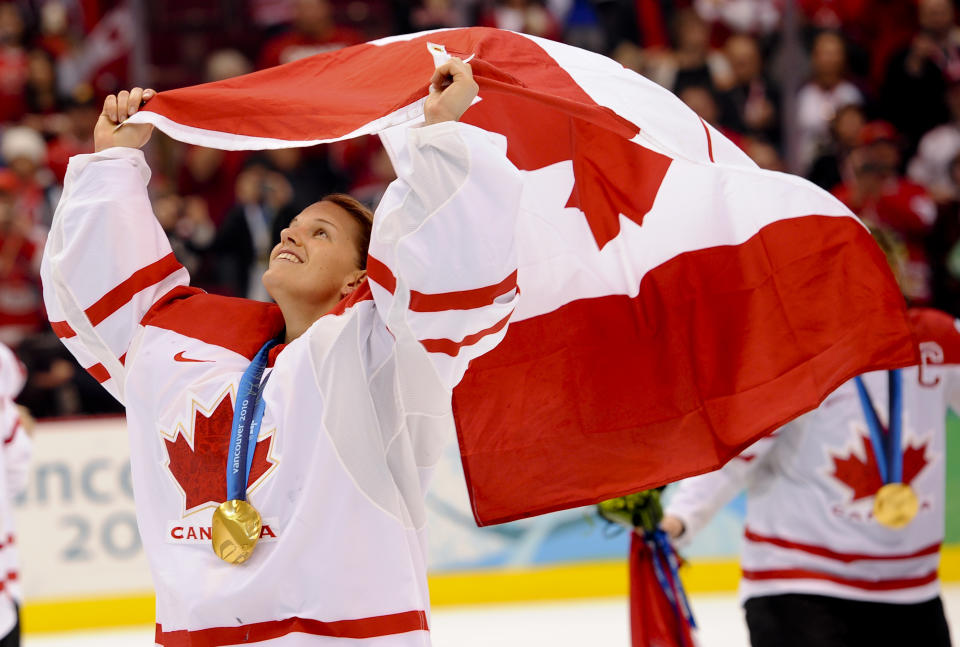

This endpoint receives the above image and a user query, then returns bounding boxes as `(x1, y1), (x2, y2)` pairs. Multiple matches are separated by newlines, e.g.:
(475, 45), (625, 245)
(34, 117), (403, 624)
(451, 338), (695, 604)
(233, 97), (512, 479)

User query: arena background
(4, 0), (960, 642)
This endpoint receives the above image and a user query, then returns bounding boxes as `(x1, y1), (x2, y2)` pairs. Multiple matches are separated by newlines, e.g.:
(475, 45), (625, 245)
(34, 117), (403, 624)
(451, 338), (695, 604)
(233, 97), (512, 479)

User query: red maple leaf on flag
(830, 434), (929, 501)
(164, 392), (275, 513)
(458, 54), (673, 251)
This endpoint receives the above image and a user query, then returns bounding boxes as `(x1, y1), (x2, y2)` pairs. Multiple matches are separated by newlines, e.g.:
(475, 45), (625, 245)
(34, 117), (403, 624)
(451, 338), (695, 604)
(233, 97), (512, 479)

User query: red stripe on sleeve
(744, 528), (941, 563)
(741, 568), (938, 591)
(366, 256), (396, 295)
(50, 320), (76, 339)
(4, 419), (21, 445)
(85, 363), (110, 384)
(410, 270), (518, 312)
(421, 311), (513, 357)
(155, 610), (428, 646)
(85, 253), (183, 326)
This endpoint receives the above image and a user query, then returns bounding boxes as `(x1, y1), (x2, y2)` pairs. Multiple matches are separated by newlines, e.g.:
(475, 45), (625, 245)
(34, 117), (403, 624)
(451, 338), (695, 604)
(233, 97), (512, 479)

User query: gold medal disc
(211, 499), (262, 564)
(873, 483), (919, 529)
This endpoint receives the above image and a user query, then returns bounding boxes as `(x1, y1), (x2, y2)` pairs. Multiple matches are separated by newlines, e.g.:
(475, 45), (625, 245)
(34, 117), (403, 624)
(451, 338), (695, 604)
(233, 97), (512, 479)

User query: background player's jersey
(41, 122), (522, 646)
(667, 308), (960, 605)
(0, 342), (31, 633)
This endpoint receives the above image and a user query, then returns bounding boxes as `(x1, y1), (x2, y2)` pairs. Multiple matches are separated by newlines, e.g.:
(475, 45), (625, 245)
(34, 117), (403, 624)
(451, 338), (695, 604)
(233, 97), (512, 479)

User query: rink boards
(13, 415), (960, 633)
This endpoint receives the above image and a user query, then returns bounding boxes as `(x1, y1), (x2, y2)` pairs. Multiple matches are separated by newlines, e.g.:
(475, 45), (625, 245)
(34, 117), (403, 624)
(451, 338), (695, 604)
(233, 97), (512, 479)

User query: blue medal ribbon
(853, 369), (903, 486)
(226, 340), (276, 502)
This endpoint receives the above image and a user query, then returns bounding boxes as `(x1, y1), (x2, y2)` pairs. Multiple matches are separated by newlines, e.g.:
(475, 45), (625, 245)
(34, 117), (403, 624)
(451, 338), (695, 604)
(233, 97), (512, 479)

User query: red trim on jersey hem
(86, 253), (183, 326)
(741, 567), (938, 591)
(744, 528), (942, 563)
(50, 320), (76, 339)
(422, 310), (513, 356)
(367, 256), (518, 312)
(154, 610), (429, 646)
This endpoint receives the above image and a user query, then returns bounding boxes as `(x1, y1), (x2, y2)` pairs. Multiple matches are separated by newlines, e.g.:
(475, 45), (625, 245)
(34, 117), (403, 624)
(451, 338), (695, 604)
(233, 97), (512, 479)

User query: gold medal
(873, 483), (918, 529)
(211, 499), (262, 564)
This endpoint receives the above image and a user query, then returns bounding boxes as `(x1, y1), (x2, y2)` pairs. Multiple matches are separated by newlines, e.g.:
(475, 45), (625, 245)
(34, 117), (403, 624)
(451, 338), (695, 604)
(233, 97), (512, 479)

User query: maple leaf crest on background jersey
(830, 433), (930, 501)
(162, 390), (277, 515)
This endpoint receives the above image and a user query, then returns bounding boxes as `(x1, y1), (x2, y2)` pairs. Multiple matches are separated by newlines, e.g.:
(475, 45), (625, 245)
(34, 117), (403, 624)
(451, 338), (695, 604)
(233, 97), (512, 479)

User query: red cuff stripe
(421, 310), (513, 357)
(367, 256), (517, 312)
(50, 320), (76, 339)
(4, 419), (21, 445)
(86, 363), (110, 384)
(85, 253), (183, 326)
(741, 567), (938, 591)
(366, 256), (396, 295)
(744, 528), (941, 563)
(410, 270), (518, 312)
(155, 610), (428, 646)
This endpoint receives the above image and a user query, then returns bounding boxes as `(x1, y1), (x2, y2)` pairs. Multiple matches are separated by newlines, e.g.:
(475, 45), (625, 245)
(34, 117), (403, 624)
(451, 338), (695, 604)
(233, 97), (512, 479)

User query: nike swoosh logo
(174, 351), (213, 363)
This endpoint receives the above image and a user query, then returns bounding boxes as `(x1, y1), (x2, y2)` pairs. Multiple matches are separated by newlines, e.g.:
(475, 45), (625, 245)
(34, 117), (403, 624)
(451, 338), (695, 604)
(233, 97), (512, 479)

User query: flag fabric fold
(127, 27), (918, 526)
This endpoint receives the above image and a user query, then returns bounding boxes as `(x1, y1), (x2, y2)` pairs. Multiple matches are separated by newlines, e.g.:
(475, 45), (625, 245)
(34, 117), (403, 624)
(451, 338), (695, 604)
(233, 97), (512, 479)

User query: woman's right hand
(94, 87), (156, 152)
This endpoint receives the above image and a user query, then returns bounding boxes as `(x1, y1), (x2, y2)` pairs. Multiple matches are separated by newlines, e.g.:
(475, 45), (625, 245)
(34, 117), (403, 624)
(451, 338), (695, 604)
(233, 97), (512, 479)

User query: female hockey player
(42, 59), (522, 646)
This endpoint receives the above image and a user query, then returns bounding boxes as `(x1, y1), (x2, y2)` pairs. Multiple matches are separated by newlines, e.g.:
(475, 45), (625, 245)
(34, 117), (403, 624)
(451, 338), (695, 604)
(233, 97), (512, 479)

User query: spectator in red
(0, 2), (29, 123)
(928, 152), (960, 314)
(717, 34), (780, 147)
(0, 171), (43, 348)
(908, 72), (960, 203)
(881, 0), (960, 152)
(45, 86), (99, 184)
(796, 31), (863, 174)
(832, 121), (938, 304)
(0, 126), (53, 232)
(257, 0), (363, 69)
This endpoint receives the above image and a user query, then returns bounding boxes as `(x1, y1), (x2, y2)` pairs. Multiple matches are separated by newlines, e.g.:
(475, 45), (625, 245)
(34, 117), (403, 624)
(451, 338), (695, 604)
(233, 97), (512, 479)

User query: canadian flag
(127, 27), (917, 526)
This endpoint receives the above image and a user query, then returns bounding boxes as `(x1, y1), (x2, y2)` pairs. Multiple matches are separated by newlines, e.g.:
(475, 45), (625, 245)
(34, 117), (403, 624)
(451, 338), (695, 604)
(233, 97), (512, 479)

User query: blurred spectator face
(294, 0), (333, 35)
(746, 139), (784, 171)
(27, 49), (55, 89)
(679, 86), (719, 125)
(832, 104), (865, 148)
(40, 1), (68, 37)
(674, 10), (710, 55)
(811, 32), (847, 87)
(918, 0), (955, 38)
(205, 49), (253, 83)
(0, 2), (24, 46)
(725, 35), (762, 86)
(856, 122), (901, 177)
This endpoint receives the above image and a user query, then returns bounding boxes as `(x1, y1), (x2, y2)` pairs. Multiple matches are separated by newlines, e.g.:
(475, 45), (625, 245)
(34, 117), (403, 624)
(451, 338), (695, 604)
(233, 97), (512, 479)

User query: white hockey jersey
(666, 308), (958, 605)
(0, 342), (31, 633)
(41, 121), (522, 646)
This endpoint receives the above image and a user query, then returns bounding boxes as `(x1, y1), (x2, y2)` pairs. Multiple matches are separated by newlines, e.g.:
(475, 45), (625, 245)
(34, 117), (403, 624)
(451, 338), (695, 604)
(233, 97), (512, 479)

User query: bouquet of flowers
(598, 490), (697, 647)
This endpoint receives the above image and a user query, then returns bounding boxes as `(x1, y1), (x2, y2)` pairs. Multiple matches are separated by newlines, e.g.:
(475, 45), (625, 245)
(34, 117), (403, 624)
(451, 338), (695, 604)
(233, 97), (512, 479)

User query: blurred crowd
(2, 0), (960, 416)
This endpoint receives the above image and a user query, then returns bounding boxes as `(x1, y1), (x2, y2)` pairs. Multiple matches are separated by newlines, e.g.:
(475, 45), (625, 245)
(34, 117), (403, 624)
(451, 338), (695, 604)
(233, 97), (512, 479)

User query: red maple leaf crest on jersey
(830, 433), (929, 501)
(163, 392), (276, 514)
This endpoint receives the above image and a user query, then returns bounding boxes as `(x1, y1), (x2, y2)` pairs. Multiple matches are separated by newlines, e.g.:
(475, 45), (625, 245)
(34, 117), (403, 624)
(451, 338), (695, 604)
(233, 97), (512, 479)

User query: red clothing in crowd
(257, 26), (363, 69)
(0, 46), (28, 123)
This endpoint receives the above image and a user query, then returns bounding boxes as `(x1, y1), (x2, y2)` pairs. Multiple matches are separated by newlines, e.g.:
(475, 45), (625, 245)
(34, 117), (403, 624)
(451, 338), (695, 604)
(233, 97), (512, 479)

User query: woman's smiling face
(262, 200), (367, 313)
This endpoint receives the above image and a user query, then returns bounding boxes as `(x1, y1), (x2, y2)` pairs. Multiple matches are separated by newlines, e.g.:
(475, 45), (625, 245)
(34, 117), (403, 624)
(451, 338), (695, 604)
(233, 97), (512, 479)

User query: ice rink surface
(24, 585), (960, 646)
